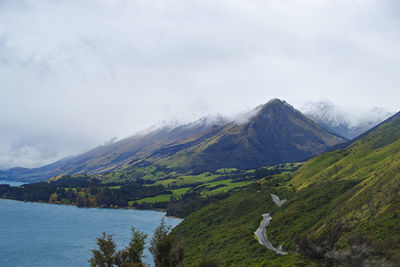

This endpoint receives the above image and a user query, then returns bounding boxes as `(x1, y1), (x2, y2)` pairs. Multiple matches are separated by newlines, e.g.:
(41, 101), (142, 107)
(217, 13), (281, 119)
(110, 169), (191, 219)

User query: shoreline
(0, 196), (180, 217)
(0, 180), (180, 216)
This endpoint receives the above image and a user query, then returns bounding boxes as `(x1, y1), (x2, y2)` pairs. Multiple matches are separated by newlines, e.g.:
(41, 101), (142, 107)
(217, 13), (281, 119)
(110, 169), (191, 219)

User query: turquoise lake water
(0, 191), (181, 267)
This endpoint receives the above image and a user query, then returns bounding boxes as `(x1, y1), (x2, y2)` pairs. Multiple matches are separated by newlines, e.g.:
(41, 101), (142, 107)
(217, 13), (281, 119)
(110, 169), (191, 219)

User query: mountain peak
(267, 98), (287, 105)
(257, 98), (294, 113)
(247, 99), (298, 125)
(193, 98), (346, 170)
(233, 99), (295, 126)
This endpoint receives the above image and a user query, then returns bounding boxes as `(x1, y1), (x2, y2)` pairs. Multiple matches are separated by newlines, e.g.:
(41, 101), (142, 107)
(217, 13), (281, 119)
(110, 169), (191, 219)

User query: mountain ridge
(301, 100), (392, 139)
(140, 99), (345, 172)
(1, 99), (345, 182)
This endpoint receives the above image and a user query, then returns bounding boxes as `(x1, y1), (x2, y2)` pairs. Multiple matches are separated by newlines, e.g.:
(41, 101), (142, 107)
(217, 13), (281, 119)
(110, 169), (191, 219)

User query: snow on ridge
(301, 100), (392, 139)
(127, 114), (229, 139)
(301, 100), (347, 128)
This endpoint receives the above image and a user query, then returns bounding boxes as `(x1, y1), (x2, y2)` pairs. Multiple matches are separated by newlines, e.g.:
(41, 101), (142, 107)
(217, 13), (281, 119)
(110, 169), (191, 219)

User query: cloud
(0, 0), (399, 168)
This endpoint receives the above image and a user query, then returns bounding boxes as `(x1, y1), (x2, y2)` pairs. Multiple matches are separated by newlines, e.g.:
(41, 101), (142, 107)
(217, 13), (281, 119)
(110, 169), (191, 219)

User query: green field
(130, 193), (172, 204)
(198, 179), (254, 195)
(45, 159), (303, 212)
(125, 163), (301, 206)
(171, 187), (191, 197)
(154, 172), (220, 187)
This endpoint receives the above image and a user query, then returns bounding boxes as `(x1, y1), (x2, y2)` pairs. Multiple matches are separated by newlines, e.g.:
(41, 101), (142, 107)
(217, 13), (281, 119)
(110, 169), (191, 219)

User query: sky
(0, 0), (399, 169)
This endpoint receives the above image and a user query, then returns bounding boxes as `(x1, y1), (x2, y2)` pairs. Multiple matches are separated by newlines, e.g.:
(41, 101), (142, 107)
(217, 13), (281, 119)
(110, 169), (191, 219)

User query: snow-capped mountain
(301, 100), (392, 139)
(2, 99), (345, 182)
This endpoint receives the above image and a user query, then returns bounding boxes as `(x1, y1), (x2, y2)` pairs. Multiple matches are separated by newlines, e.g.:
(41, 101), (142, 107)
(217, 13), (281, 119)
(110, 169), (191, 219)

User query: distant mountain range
(301, 100), (392, 139)
(0, 99), (345, 182)
(0, 116), (227, 182)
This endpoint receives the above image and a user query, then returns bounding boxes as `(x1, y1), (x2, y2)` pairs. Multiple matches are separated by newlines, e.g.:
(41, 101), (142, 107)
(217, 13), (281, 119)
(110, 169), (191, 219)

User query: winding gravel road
(254, 194), (287, 255)
(254, 213), (287, 255)
(271, 193), (286, 207)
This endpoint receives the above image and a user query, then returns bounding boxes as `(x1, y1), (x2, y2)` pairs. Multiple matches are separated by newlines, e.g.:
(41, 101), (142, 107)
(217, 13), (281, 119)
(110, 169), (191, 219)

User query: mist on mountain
(301, 100), (392, 139)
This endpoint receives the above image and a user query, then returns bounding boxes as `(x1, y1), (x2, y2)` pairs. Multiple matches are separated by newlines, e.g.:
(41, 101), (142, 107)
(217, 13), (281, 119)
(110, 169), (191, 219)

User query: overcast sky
(1, 0), (399, 169)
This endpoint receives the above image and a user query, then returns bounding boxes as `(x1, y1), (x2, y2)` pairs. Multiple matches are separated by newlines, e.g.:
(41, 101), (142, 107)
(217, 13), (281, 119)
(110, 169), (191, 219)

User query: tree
(89, 232), (116, 267)
(89, 228), (148, 267)
(115, 228), (148, 267)
(150, 218), (184, 267)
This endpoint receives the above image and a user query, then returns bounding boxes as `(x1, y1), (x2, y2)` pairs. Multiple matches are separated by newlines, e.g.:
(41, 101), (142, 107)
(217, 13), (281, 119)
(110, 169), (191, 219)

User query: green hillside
(172, 114), (400, 266)
(171, 174), (315, 266)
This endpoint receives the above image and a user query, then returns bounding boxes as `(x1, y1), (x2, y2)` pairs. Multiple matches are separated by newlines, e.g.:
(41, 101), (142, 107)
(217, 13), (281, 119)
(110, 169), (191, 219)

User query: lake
(0, 180), (25, 186)
(0, 197), (181, 267)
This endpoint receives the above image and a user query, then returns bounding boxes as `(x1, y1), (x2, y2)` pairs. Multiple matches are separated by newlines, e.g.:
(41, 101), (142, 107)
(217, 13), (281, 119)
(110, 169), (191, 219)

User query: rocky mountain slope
(146, 99), (345, 172)
(1, 99), (345, 182)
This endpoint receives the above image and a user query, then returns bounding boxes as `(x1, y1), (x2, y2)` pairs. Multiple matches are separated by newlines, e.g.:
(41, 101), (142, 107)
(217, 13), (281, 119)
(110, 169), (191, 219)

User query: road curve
(271, 193), (286, 207)
(254, 213), (287, 255)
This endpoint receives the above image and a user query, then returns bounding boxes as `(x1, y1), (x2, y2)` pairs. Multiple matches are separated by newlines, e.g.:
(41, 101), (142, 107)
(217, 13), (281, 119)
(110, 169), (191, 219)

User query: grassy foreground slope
(172, 114), (400, 266)
(172, 173), (315, 266)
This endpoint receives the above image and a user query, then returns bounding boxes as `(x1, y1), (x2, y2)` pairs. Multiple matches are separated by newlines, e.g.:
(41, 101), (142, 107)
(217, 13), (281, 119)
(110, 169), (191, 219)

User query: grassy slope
(172, 117), (400, 266)
(268, 117), (400, 259)
(172, 174), (315, 266)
